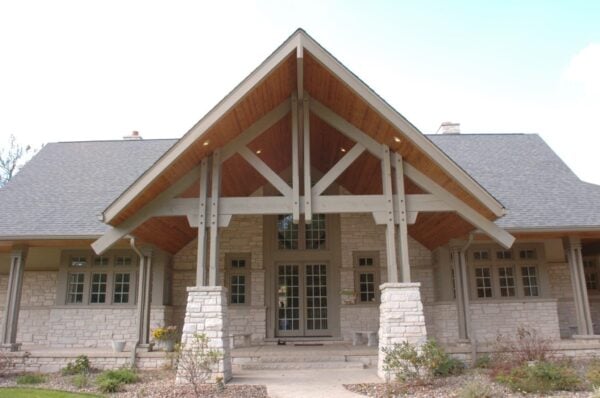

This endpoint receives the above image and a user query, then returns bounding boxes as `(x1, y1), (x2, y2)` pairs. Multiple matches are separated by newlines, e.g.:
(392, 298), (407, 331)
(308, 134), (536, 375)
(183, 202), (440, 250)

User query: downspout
(459, 233), (477, 364)
(129, 237), (143, 369)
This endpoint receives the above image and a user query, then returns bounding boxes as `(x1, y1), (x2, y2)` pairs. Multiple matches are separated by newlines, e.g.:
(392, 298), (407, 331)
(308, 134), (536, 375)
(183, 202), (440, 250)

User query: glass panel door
(277, 264), (302, 336)
(305, 263), (329, 336)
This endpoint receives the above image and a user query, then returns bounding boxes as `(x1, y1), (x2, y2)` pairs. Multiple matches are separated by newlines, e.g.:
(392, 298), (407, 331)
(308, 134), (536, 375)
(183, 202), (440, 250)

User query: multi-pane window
(113, 273), (131, 303)
(306, 214), (326, 250)
(584, 259), (598, 291)
(475, 267), (493, 298)
(354, 252), (379, 303)
(67, 273), (85, 303)
(521, 266), (539, 297)
(63, 251), (137, 305)
(496, 250), (513, 260)
(473, 250), (490, 261)
(498, 266), (516, 297)
(519, 250), (537, 260)
(227, 254), (250, 306)
(277, 215), (298, 250)
(90, 273), (108, 303)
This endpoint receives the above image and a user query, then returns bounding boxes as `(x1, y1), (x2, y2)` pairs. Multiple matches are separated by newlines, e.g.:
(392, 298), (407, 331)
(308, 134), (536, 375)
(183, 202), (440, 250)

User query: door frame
(264, 214), (341, 339)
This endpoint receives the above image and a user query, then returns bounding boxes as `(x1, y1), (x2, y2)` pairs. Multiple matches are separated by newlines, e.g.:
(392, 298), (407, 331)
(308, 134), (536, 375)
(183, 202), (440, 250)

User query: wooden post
(291, 93), (300, 223)
(135, 247), (153, 348)
(381, 145), (398, 283)
(196, 158), (209, 286)
(1, 247), (27, 351)
(565, 237), (593, 335)
(208, 150), (222, 286)
(392, 152), (410, 282)
(303, 98), (312, 222)
(450, 244), (469, 340)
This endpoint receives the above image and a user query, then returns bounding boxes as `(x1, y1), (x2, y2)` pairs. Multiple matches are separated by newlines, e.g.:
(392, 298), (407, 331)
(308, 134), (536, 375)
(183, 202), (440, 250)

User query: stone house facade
(1, 30), (599, 380)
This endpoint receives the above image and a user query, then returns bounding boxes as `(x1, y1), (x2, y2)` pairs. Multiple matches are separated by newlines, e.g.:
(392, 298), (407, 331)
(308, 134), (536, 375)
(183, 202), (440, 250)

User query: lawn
(0, 388), (101, 398)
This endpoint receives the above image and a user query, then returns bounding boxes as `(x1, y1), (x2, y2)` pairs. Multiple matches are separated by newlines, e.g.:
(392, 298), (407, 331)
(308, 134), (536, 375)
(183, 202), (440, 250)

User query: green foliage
(61, 355), (91, 376)
(474, 354), (492, 369)
(176, 332), (222, 397)
(95, 368), (138, 393)
(0, 388), (101, 398)
(16, 373), (46, 385)
(382, 340), (464, 382)
(457, 378), (496, 398)
(71, 373), (89, 389)
(496, 361), (581, 393)
(494, 327), (553, 365)
(587, 362), (600, 388)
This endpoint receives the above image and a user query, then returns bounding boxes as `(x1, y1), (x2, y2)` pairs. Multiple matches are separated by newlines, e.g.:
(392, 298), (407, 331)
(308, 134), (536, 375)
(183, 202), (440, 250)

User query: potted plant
(152, 325), (178, 352)
(340, 288), (357, 305)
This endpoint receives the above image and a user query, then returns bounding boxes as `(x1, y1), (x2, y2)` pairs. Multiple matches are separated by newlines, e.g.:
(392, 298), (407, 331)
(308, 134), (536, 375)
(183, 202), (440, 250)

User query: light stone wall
(424, 303), (459, 343)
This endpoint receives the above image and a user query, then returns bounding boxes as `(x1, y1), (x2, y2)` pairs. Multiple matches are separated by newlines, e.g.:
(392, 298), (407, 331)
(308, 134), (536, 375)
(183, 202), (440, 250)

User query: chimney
(123, 130), (143, 140)
(437, 122), (460, 135)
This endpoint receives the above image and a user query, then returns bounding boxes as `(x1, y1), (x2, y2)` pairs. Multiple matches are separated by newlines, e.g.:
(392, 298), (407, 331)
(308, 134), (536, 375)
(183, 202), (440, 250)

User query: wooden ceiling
(104, 38), (510, 254)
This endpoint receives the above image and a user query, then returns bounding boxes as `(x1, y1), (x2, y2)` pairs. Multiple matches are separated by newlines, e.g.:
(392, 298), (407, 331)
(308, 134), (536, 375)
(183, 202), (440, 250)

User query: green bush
(382, 340), (464, 382)
(95, 368), (138, 393)
(497, 361), (580, 393)
(587, 362), (600, 388)
(16, 373), (46, 385)
(71, 373), (89, 389)
(458, 378), (495, 398)
(61, 355), (91, 376)
(474, 354), (492, 369)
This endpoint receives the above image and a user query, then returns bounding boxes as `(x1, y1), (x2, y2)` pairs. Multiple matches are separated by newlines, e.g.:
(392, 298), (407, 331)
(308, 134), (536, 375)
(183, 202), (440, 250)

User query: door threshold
(265, 337), (344, 343)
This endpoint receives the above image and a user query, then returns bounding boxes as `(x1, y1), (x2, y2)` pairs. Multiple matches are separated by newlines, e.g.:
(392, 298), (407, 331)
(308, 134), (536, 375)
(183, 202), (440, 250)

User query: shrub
(458, 378), (496, 398)
(16, 373), (45, 384)
(496, 361), (580, 393)
(95, 368), (138, 393)
(474, 354), (492, 369)
(382, 340), (463, 382)
(71, 373), (89, 388)
(176, 332), (222, 397)
(61, 355), (91, 376)
(494, 327), (553, 365)
(587, 362), (600, 388)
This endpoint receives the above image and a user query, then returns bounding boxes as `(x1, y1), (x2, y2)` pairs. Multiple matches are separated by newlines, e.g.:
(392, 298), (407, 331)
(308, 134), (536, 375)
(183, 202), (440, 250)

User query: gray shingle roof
(0, 133), (599, 238)
(428, 133), (600, 230)
(0, 139), (176, 237)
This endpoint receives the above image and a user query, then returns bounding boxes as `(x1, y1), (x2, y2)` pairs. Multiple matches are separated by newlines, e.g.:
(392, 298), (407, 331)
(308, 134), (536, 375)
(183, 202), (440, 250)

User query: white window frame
(353, 251), (380, 304)
(276, 214), (328, 251)
(584, 257), (599, 293)
(225, 253), (251, 306)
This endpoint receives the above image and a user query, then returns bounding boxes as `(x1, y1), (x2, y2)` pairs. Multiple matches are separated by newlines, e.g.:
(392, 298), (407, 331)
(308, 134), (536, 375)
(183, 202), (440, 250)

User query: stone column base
(176, 286), (232, 384)
(377, 283), (428, 380)
(0, 343), (21, 352)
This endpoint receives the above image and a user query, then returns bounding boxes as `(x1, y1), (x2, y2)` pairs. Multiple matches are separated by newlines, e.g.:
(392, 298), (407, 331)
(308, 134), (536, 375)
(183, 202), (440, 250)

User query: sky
(1, 0), (599, 183)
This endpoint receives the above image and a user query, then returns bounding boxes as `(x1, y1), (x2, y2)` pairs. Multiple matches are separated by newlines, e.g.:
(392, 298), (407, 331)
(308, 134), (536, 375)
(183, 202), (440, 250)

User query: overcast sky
(1, 1), (599, 184)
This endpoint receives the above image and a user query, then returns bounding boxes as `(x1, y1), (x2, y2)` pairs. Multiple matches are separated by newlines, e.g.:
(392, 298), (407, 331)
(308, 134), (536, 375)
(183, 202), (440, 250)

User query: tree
(0, 135), (30, 187)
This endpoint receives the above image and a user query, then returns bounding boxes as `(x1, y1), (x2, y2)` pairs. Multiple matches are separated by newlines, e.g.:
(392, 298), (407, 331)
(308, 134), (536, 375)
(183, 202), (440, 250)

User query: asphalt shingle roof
(0, 133), (599, 238)
(0, 139), (176, 237)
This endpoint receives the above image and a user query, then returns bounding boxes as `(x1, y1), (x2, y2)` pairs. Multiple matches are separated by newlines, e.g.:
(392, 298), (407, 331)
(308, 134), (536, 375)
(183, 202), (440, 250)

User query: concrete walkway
(230, 368), (381, 398)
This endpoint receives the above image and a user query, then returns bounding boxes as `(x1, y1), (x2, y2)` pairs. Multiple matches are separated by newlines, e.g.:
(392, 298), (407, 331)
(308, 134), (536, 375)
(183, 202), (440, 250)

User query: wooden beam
(195, 157), (209, 286)
(296, 36), (304, 101)
(291, 93), (300, 223)
(312, 143), (365, 196)
(382, 145), (399, 283)
(238, 146), (293, 197)
(404, 163), (515, 249)
(303, 97), (312, 222)
(208, 150), (221, 286)
(393, 153), (410, 283)
(92, 165), (201, 255)
(220, 99), (291, 162)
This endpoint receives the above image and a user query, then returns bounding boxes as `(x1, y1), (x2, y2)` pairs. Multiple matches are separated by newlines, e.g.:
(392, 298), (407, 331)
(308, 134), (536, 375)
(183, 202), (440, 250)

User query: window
(113, 273), (131, 303)
(496, 250), (513, 260)
(62, 251), (137, 305)
(226, 254), (251, 305)
(90, 273), (108, 303)
(498, 266), (516, 297)
(521, 266), (539, 297)
(67, 273), (85, 303)
(584, 259), (598, 291)
(473, 250), (490, 261)
(276, 214), (327, 250)
(353, 252), (379, 303)
(475, 267), (493, 298)
(519, 249), (537, 260)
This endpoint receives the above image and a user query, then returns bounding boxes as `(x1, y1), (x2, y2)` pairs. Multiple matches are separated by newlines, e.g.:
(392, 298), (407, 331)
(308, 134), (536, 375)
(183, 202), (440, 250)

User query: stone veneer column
(378, 282), (428, 379)
(1, 247), (27, 351)
(177, 286), (232, 383)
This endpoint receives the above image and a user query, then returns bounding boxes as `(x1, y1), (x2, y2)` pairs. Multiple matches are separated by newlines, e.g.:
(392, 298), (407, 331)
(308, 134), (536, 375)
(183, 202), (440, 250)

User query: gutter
(128, 237), (143, 369)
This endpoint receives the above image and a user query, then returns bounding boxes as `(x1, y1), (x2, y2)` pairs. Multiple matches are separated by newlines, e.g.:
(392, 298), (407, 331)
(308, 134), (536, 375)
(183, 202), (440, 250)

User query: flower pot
(164, 339), (175, 352)
(112, 340), (126, 352)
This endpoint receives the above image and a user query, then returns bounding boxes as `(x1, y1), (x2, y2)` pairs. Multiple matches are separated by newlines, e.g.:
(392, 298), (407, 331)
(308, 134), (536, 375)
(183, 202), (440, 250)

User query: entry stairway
(231, 341), (378, 370)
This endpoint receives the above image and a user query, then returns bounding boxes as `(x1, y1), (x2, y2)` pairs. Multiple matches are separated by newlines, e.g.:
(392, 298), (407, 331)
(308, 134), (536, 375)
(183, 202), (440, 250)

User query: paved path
(230, 368), (381, 398)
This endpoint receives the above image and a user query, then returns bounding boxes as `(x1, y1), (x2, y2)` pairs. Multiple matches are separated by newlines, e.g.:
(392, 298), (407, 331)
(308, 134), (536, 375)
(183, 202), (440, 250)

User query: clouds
(564, 43), (600, 93)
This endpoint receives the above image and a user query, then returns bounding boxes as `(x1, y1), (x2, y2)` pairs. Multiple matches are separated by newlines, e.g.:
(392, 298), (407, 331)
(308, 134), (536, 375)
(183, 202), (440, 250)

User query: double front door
(276, 263), (330, 337)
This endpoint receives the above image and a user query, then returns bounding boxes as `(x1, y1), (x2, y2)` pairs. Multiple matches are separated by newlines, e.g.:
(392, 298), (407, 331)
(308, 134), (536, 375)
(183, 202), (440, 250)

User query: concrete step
(241, 361), (366, 370)
(257, 355), (348, 363)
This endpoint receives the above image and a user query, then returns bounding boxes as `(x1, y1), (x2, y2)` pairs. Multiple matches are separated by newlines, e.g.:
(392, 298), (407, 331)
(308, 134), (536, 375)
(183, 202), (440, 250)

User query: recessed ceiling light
(340, 148), (346, 153)
(256, 149), (262, 154)
(394, 137), (401, 143)
(203, 140), (210, 146)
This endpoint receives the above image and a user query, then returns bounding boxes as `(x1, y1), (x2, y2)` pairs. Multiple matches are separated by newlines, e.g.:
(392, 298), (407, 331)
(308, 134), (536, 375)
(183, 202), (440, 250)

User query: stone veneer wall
(171, 215), (266, 343)
(339, 213), (433, 341)
(547, 262), (580, 337)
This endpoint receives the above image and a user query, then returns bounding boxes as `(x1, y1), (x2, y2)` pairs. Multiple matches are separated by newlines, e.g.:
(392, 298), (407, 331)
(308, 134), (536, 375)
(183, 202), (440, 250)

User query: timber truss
(92, 43), (513, 285)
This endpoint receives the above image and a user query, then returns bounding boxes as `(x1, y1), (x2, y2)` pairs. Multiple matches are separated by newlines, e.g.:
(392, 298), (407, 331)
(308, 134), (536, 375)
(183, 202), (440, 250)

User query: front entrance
(276, 263), (330, 337)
